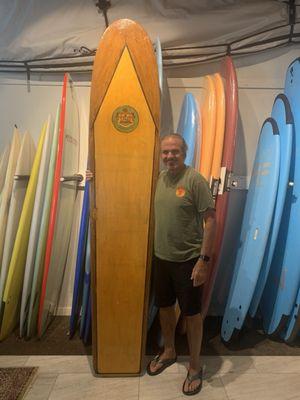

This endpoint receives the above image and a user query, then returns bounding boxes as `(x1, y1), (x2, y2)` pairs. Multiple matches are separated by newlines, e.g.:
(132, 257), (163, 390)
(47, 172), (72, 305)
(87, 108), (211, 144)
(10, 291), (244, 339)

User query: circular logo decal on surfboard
(112, 105), (139, 133)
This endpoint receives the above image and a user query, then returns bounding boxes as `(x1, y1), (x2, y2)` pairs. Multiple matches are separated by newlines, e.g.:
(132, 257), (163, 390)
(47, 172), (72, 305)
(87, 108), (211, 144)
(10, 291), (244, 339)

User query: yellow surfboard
(200, 75), (217, 180)
(89, 19), (160, 375)
(210, 73), (226, 196)
(0, 122), (47, 340)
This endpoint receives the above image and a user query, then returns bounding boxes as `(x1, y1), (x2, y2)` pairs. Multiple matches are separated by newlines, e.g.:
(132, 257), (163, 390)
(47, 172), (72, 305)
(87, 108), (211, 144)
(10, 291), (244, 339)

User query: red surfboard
(37, 74), (80, 336)
(202, 56), (238, 317)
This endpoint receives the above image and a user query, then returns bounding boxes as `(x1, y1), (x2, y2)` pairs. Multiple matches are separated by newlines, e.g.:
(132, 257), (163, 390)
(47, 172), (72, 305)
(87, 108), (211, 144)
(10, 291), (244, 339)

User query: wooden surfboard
(89, 19), (160, 375)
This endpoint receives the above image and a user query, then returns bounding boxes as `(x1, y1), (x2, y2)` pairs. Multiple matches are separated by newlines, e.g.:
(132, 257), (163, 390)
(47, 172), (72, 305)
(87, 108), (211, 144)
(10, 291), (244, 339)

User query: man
(147, 134), (216, 396)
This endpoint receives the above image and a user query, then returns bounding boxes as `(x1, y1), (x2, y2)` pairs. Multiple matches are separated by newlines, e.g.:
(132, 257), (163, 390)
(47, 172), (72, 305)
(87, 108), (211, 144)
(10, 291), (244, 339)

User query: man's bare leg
(149, 305), (177, 373)
(184, 313), (203, 392)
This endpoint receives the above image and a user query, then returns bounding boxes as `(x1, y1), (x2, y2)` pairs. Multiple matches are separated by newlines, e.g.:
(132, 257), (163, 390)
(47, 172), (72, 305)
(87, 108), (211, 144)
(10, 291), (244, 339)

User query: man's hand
(191, 260), (209, 287)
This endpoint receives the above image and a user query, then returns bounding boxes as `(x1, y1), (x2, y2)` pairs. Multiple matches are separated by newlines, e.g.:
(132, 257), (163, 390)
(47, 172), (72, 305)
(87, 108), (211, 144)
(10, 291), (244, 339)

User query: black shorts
(153, 256), (202, 316)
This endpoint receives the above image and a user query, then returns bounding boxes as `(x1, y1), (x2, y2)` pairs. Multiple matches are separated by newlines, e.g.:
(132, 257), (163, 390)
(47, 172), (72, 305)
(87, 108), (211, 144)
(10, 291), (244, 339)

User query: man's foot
(146, 350), (177, 376)
(182, 368), (203, 396)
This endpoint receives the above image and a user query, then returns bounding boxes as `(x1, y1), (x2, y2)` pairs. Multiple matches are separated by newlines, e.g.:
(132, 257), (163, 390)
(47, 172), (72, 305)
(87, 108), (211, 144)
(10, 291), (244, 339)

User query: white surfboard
(0, 144), (10, 195)
(0, 132), (36, 307)
(27, 105), (60, 338)
(0, 128), (21, 269)
(20, 116), (52, 337)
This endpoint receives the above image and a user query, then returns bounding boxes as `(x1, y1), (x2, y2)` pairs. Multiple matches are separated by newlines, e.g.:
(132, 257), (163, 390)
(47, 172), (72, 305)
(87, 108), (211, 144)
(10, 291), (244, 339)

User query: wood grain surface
(89, 19), (160, 375)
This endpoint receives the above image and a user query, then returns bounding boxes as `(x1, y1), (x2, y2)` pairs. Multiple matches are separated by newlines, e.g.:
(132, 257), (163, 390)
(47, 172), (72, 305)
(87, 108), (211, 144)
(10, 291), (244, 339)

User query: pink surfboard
(202, 56), (238, 317)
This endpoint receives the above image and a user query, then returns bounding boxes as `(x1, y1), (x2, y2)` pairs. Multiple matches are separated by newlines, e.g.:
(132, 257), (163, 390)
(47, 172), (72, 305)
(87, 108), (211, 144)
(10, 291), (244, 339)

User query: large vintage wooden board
(89, 19), (160, 375)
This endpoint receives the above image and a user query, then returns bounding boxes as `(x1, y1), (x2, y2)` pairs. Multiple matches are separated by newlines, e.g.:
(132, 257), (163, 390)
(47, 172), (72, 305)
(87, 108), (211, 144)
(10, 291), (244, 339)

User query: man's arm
(191, 207), (217, 287)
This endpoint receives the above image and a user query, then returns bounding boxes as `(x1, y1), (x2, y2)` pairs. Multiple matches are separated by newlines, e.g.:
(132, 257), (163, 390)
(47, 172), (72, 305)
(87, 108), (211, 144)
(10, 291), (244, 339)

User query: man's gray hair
(161, 133), (188, 157)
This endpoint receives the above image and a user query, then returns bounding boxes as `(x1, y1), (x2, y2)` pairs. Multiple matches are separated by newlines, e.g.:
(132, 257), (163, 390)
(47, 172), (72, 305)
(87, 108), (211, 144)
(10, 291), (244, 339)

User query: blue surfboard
(260, 59), (300, 334)
(69, 180), (90, 338)
(249, 94), (293, 317)
(83, 291), (92, 345)
(281, 283), (300, 342)
(79, 225), (91, 338)
(221, 118), (280, 342)
(177, 93), (199, 167)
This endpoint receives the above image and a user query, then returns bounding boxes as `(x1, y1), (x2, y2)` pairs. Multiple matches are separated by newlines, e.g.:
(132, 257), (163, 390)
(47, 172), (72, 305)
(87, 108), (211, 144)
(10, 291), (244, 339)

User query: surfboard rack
(14, 175), (30, 181)
(60, 174), (83, 183)
(226, 172), (248, 191)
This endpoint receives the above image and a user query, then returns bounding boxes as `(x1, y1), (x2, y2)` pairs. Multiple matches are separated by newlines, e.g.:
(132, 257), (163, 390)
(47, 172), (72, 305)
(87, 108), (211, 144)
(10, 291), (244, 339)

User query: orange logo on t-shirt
(176, 187), (186, 197)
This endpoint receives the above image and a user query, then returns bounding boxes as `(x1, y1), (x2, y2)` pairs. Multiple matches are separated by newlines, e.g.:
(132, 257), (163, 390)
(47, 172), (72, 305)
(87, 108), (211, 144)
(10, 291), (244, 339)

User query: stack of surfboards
(0, 73), (80, 341)
(221, 58), (300, 344)
(174, 57), (238, 325)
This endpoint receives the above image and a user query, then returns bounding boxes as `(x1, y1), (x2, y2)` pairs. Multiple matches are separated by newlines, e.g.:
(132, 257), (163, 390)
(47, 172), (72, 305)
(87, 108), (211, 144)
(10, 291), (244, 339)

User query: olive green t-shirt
(154, 166), (215, 262)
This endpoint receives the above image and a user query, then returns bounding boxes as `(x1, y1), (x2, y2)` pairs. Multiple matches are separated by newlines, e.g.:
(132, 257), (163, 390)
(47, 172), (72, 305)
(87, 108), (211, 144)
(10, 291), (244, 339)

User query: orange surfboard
(89, 19), (160, 375)
(199, 75), (217, 180)
(210, 73), (226, 196)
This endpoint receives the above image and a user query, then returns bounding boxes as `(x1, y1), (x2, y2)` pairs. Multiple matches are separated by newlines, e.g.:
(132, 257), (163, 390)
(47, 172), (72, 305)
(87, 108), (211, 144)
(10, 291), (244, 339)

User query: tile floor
(1, 355), (300, 399)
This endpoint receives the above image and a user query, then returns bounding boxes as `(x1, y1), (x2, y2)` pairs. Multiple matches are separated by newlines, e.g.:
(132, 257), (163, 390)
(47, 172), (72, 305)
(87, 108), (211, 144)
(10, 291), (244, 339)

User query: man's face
(160, 137), (185, 175)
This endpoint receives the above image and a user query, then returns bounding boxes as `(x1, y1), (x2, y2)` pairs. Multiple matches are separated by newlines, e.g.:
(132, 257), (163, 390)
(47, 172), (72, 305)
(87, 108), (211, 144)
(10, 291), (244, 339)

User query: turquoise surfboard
(221, 118), (280, 342)
(69, 180), (90, 338)
(282, 284), (300, 342)
(177, 93), (199, 167)
(261, 58), (300, 334)
(249, 94), (293, 317)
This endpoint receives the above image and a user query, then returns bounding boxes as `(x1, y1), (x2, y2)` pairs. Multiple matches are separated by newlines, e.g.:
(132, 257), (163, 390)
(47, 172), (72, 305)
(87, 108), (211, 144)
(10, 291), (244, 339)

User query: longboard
(0, 128), (21, 268)
(89, 19), (160, 375)
(201, 57), (238, 318)
(209, 73), (225, 196)
(20, 116), (52, 337)
(69, 180), (90, 338)
(0, 132), (36, 311)
(177, 93), (199, 166)
(0, 123), (47, 340)
(200, 75), (217, 181)
(260, 58), (300, 334)
(38, 74), (80, 337)
(26, 105), (60, 338)
(221, 118), (280, 342)
(249, 94), (293, 317)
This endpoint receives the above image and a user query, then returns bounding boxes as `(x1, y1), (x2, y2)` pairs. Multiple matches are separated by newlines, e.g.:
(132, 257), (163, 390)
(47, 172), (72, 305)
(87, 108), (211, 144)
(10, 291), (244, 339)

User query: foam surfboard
(281, 283), (300, 342)
(0, 132), (36, 311)
(69, 180), (90, 338)
(20, 116), (52, 337)
(89, 19), (160, 375)
(177, 93), (199, 166)
(249, 94), (293, 318)
(260, 58), (300, 334)
(38, 75), (80, 338)
(0, 128), (21, 269)
(79, 225), (91, 338)
(221, 118), (280, 342)
(26, 105), (60, 339)
(200, 75), (217, 181)
(202, 56), (238, 318)
(0, 123), (47, 340)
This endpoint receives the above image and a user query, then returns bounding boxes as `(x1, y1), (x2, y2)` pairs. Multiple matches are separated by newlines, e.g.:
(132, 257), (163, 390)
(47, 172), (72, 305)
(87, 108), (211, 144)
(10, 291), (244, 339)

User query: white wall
(0, 44), (299, 315)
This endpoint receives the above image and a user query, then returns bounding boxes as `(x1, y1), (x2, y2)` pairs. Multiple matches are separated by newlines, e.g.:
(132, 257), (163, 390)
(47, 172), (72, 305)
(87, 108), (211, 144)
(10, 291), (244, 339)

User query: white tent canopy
(0, 0), (297, 70)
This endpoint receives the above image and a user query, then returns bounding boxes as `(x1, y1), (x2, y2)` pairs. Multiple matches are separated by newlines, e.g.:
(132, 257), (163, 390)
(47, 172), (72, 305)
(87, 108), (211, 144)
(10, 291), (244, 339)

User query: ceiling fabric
(0, 0), (297, 70)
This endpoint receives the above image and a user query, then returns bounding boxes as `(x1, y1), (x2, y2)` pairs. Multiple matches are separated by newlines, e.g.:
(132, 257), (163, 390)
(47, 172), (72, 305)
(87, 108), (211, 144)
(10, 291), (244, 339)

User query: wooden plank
(89, 19), (160, 375)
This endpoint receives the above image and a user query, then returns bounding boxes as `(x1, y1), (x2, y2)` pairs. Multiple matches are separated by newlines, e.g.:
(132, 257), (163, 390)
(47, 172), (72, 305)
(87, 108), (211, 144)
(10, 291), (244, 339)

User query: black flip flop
(146, 354), (177, 376)
(182, 368), (203, 396)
